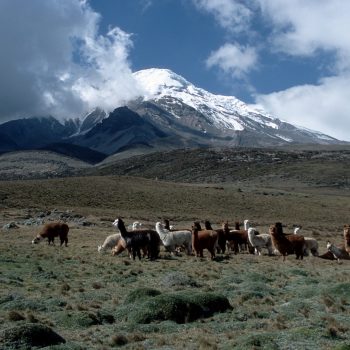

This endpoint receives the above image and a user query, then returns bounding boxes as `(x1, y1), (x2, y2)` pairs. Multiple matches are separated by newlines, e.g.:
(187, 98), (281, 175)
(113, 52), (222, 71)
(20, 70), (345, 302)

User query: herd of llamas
(32, 220), (350, 263)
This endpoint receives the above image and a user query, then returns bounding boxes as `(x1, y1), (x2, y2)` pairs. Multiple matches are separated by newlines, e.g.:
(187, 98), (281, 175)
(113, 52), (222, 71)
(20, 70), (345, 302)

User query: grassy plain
(1, 149), (350, 349)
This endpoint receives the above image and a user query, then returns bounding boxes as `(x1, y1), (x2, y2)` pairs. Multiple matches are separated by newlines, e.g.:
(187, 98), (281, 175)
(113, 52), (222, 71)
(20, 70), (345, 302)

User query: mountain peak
(133, 68), (191, 99)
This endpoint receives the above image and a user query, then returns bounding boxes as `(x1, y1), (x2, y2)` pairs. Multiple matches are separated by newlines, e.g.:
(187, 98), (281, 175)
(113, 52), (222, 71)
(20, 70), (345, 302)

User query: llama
(247, 228), (273, 256)
(204, 220), (228, 254)
(155, 222), (192, 255)
(113, 218), (160, 260)
(326, 241), (350, 262)
(269, 224), (305, 261)
(226, 221), (256, 254)
(98, 233), (122, 253)
(344, 225), (350, 253)
(303, 237), (319, 256)
(191, 224), (218, 260)
(327, 241), (342, 262)
(32, 222), (69, 246)
(292, 226), (319, 256)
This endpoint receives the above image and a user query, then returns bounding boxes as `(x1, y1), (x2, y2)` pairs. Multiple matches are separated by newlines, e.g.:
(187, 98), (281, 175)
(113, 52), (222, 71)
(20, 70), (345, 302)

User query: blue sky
(90, 0), (325, 101)
(0, 0), (349, 141)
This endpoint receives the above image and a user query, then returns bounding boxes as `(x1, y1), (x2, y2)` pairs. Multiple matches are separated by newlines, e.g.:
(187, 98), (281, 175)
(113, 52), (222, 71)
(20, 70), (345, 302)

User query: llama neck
(156, 223), (169, 240)
(244, 220), (249, 230)
(192, 229), (199, 245)
(117, 219), (128, 237)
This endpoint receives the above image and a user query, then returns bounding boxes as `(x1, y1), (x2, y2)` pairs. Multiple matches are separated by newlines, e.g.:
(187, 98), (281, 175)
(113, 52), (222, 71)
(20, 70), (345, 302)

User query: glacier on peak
(133, 68), (280, 132)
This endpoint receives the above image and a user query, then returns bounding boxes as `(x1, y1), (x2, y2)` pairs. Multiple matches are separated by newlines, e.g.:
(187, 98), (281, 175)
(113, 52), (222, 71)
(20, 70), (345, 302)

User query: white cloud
(72, 27), (143, 112)
(206, 43), (258, 78)
(192, 0), (253, 33)
(0, 0), (141, 122)
(258, 0), (350, 70)
(255, 74), (350, 141)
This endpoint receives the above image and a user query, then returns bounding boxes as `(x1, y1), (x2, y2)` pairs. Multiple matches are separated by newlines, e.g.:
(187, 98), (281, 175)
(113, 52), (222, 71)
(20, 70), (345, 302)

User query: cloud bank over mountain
(0, 0), (141, 122)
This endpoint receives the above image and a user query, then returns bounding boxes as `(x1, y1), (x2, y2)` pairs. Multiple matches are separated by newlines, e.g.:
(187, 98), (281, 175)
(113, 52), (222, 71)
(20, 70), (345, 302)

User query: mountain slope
(70, 106), (167, 154)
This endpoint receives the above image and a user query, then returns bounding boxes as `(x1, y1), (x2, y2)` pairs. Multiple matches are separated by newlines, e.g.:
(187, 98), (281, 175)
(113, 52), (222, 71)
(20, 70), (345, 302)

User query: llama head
(193, 221), (201, 231)
(293, 227), (301, 235)
(326, 241), (332, 250)
(269, 225), (277, 236)
(244, 219), (250, 229)
(32, 235), (42, 244)
(275, 222), (284, 235)
(112, 219), (119, 227)
(97, 245), (103, 252)
(155, 222), (163, 230)
(132, 221), (142, 230)
(204, 220), (212, 230)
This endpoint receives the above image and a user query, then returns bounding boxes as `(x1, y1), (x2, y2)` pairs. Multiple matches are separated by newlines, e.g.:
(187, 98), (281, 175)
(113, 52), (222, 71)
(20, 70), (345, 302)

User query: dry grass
(1, 174), (350, 349)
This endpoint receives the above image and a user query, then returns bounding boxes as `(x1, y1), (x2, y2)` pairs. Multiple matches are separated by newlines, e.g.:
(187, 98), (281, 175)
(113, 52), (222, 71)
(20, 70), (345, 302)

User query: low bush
(0, 323), (65, 349)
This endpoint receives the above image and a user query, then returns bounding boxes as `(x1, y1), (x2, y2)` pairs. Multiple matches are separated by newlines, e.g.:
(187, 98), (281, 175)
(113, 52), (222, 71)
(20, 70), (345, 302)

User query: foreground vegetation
(1, 172), (350, 349)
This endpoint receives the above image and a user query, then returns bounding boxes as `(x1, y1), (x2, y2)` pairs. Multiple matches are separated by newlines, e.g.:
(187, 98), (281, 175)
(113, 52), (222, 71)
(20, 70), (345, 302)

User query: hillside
(1, 147), (350, 192)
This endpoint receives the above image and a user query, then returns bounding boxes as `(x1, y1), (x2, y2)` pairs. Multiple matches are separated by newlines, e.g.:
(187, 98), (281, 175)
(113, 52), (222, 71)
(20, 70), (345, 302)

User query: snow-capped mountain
(131, 68), (337, 146)
(0, 68), (344, 159)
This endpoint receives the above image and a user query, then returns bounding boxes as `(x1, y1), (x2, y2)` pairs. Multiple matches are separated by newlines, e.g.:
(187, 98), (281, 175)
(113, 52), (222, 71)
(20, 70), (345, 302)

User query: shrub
(127, 291), (232, 324)
(7, 310), (25, 322)
(0, 323), (65, 349)
(124, 288), (161, 304)
(110, 334), (128, 347)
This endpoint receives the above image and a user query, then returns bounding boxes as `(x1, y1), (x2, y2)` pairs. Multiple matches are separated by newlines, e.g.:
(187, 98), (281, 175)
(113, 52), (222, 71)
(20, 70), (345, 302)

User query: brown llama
(204, 220), (228, 254)
(191, 224), (218, 260)
(226, 221), (256, 254)
(32, 222), (69, 246)
(269, 224), (305, 261)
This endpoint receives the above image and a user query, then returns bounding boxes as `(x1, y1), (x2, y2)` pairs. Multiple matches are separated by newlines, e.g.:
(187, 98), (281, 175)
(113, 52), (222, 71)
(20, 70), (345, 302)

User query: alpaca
(269, 224), (305, 261)
(98, 233), (121, 253)
(32, 222), (69, 246)
(247, 228), (273, 256)
(113, 218), (160, 260)
(155, 222), (192, 255)
(191, 224), (218, 260)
